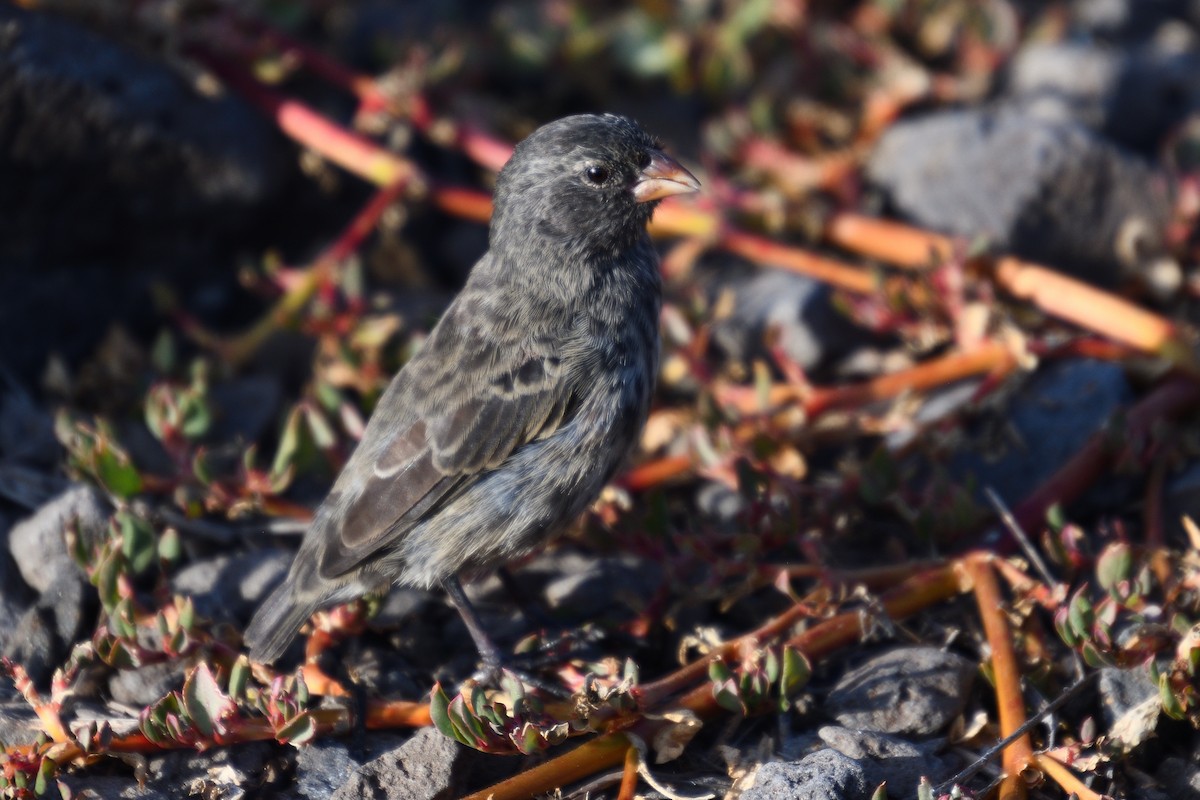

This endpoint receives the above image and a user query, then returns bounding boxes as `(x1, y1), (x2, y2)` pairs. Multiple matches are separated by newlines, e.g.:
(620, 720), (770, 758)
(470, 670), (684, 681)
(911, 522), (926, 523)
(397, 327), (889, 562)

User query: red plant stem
(327, 178), (411, 261)
(1027, 337), (1144, 363)
(42, 698), (431, 767)
(1011, 376), (1200, 540)
(232, 16), (395, 114)
(192, 48), (417, 186)
(964, 555), (1032, 799)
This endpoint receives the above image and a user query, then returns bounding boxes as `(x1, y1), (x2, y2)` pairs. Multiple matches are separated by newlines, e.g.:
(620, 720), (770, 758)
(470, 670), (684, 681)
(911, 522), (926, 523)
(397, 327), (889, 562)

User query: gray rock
(1098, 665), (1158, 727)
(295, 739), (361, 799)
(208, 377), (284, 444)
(171, 549), (290, 625)
(542, 552), (663, 619)
(5, 570), (96, 686)
(696, 481), (749, 523)
(0, 511), (34, 653)
(0, 389), (57, 467)
(825, 647), (975, 736)
(1070, 0), (1199, 43)
(814, 726), (948, 795)
(108, 660), (186, 708)
(742, 751), (870, 800)
(293, 733), (410, 799)
(331, 727), (499, 800)
(0, 700), (44, 747)
(58, 775), (171, 799)
(868, 106), (1173, 286)
(1009, 40), (1200, 153)
(707, 268), (867, 373)
(148, 740), (273, 797)
(0, 5), (283, 262)
(1156, 757), (1200, 800)
(947, 359), (1133, 506)
(9, 483), (109, 593)
(1007, 42), (1121, 131)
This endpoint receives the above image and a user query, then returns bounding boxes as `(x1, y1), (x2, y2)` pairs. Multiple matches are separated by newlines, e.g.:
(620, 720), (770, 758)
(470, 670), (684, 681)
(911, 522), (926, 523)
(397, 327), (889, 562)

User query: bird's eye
(584, 165), (610, 185)
(636, 151), (652, 169)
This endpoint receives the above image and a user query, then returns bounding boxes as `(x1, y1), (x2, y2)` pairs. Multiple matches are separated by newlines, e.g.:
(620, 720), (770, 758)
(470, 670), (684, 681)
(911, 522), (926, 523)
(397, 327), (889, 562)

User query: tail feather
(245, 578), (318, 664)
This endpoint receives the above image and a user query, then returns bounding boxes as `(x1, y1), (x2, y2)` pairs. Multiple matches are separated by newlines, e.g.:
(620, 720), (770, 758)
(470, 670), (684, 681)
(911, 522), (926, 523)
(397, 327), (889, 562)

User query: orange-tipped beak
(631, 151), (701, 203)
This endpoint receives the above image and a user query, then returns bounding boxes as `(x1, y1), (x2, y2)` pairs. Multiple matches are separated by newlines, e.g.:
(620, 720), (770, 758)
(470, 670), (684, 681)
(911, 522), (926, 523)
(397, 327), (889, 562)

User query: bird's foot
(471, 658), (573, 701)
(508, 624), (605, 668)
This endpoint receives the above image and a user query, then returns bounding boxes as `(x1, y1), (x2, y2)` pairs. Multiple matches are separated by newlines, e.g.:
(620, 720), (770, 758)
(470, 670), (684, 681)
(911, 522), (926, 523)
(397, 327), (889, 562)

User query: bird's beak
(632, 151), (701, 203)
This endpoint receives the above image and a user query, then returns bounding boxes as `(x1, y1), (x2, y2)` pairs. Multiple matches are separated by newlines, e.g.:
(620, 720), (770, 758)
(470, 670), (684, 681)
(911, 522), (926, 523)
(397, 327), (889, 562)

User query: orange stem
(994, 256), (1192, 366)
(662, 562), (964, 714)
(1033, 753), (1108, 800)
(459, 733), (634, 800)
(720, 229), (877, 294)
(964, 555), (1032, 799)
(616, 744), (640, 800)
(618, 455), (694, 491)
(717, 341), (1016, 417)
(824, 214), (1193, 366)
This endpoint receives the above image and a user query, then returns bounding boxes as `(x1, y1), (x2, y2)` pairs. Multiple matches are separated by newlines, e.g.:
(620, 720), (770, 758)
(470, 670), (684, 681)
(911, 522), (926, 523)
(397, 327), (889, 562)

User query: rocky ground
(4, 1), (1200, 798)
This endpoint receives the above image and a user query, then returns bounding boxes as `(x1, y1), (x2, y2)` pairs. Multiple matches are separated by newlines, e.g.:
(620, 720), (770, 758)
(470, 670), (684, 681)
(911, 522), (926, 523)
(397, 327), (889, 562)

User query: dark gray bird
(245, 113), (699, 667)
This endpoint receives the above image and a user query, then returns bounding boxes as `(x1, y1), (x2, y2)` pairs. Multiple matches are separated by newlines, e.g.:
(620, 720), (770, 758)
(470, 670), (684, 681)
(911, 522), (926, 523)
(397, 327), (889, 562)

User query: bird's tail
(244, 575), (320, 664)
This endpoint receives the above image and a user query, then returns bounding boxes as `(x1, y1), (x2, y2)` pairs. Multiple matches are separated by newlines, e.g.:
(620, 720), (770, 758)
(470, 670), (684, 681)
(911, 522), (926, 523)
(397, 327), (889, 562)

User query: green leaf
(1080, 642), (1112, 669)
(1068, 589), (1094, 639)
(712, 678), (744, 714)
(119, 513), (156, 575)
(870, 782), (888, 800)
(779, 647), (812, 709)
(178, 597), (196, 630)
(429, 684), (459, 742)
(1160, 672), (1186, 720)
(1054, 607), (1079, 648)
(34, 757), (56, 795)
(228, 657), (250, 701)
(182, 663), (235, 738)
(708, 659), (733, 684)
(95, 447), (143, 499)
(764, 648), (780, 684)
(179, 394), (213, 439)
(158, 527), (181, 563)
(1046, 503), (1066, 532)
(151, 330), (177, 375)
(447, 694), (487, 747)
(1096, 543), (1133, 598)
(271, 408), (304, 479)
(276, 711), (317, 747)
(92, 547), (122, 611)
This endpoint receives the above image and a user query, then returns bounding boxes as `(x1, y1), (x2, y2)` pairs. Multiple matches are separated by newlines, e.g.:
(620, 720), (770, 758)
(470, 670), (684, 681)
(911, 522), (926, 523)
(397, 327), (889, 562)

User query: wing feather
(315, 289), (575, 579)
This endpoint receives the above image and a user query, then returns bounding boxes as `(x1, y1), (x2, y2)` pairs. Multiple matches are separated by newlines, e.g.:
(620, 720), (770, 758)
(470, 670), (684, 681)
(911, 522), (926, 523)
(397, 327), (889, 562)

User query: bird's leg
(443, 576), (571, 699)
(444, 575), (507, 671)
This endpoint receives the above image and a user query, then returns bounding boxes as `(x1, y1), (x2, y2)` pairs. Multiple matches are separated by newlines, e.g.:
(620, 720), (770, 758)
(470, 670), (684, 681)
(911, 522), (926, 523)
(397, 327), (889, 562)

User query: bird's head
(491, 114), (699, 259)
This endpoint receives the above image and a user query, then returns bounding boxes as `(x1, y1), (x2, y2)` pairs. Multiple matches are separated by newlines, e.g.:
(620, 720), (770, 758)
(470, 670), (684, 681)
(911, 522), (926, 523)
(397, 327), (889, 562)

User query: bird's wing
(315, 292), (579, 579)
